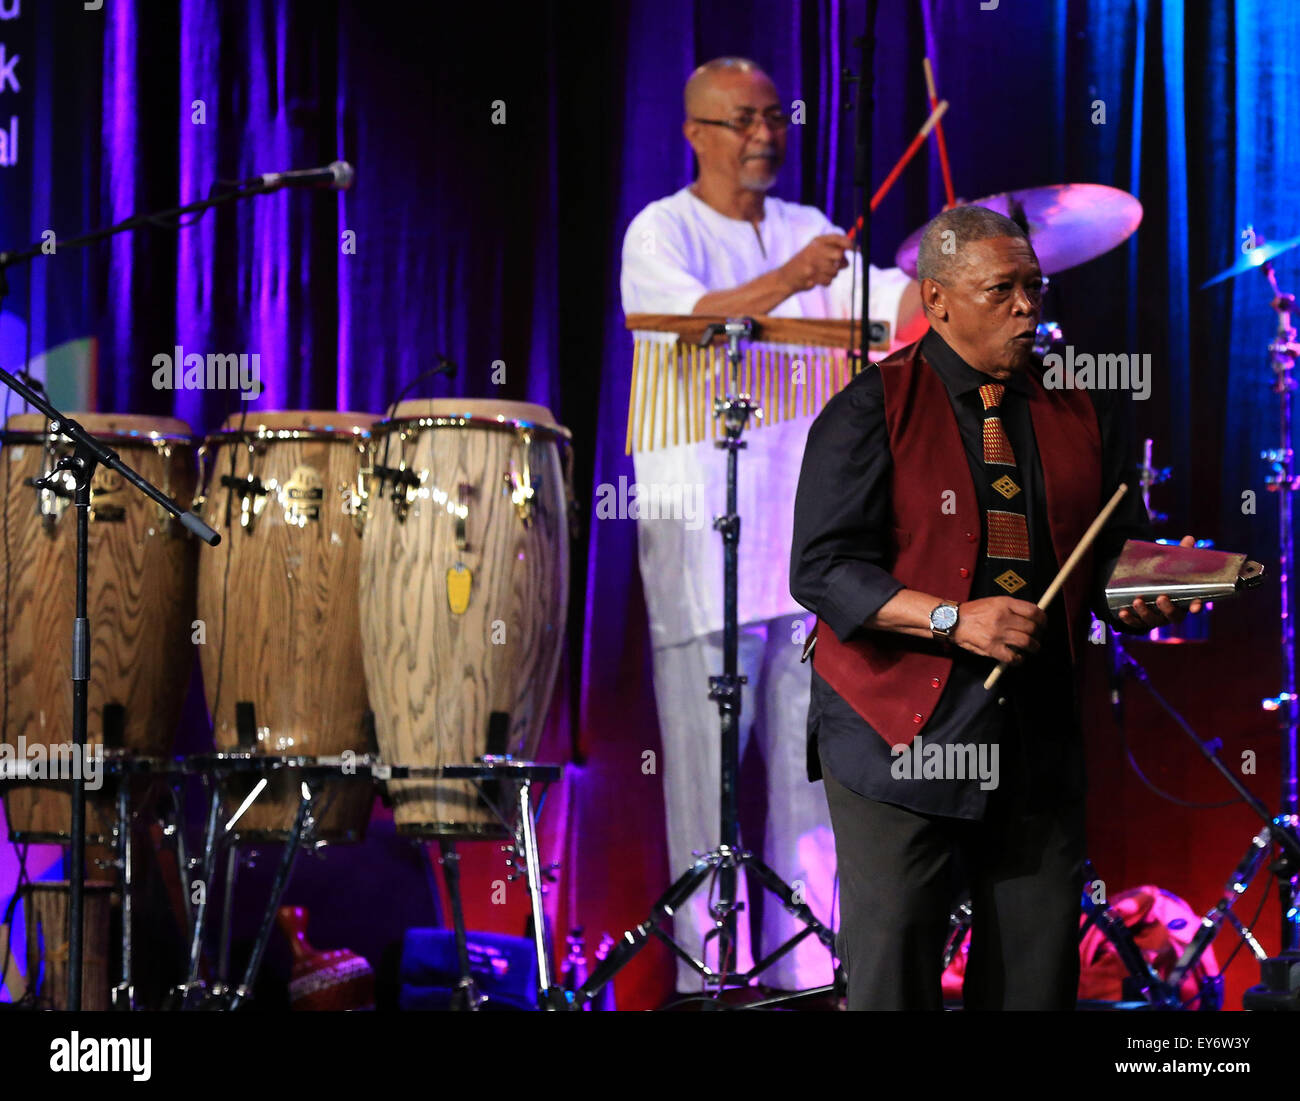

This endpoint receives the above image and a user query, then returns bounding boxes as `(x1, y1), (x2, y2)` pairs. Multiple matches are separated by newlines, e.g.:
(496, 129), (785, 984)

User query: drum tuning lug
(343, 479), (368, 535)
(505, 432), (536, 527)
(505, 470), (536, 527)
(456, 483), (473, 551)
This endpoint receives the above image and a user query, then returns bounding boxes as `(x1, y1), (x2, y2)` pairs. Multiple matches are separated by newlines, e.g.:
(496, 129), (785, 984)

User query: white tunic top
(620, 186), (911, 647)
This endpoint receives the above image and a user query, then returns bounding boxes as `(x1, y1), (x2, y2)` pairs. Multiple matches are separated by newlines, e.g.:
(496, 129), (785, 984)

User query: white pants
(650, 613), (838, 992)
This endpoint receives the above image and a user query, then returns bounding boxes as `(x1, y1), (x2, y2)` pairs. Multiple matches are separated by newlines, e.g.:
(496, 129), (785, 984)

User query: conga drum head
(197, 411), (378, 844)
(1, 413), (196, 844)
(4, 412), (191, 440)
(361, 401), (571, 838)
(386, 398), (562, 431)
(211, 410), (377, 437)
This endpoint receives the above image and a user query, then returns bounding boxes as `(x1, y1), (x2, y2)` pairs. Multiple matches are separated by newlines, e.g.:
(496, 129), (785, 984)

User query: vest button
(930, 677), (941, 689)
(965, 531), (977, 543)
(959, 567), (970, 578)
(912, 713), (923, 724)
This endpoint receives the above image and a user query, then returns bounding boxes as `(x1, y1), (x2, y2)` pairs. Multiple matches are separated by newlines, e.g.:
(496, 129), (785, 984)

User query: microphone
(386, 357), (458, 416)
(253, 160), (355, 192)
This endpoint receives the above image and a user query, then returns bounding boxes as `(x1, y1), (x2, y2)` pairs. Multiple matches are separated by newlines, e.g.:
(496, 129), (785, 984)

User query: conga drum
(23, 881), (115, 1010)
(196, 412), (377, 843)
(0, 413), (196, 848)
(360, 399), (570, 838)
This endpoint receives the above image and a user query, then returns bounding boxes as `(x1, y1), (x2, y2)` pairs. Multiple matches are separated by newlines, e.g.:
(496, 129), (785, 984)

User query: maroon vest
(811, 341), (1102, 748)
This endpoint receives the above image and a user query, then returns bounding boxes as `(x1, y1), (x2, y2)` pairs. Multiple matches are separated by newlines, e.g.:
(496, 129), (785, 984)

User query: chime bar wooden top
(625, 313), (887, 455)
(625, 313), (889, 351)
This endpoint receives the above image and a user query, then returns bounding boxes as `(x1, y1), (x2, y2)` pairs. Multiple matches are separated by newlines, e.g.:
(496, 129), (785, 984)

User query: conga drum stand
(108, 754), (172, 1011)
(169, 754), (342, 1011)
(422, 758), (564, 1010)
(435, 839), (484, 1010)
(164, 755), (561, 1010)
(573, 319), (837, 1010)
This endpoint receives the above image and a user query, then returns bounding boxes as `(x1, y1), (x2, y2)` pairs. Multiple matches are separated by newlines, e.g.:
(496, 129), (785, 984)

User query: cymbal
(1201, 234), (1300, 288)
(894, 183), (1143, 278)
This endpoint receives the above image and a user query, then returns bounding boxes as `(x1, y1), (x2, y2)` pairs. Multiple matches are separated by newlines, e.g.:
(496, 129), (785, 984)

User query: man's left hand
(1115, 534), (1205, 629)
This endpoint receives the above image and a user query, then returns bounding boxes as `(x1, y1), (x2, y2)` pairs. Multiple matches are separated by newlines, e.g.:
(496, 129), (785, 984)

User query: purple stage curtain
(0, 0), (1286, 1009)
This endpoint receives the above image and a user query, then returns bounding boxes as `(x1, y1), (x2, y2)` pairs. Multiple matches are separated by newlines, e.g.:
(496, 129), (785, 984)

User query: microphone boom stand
(0, 174), (305, 1009)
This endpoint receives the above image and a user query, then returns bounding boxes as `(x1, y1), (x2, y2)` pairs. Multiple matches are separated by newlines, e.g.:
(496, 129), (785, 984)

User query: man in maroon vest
(789, 206), (1199, 1010)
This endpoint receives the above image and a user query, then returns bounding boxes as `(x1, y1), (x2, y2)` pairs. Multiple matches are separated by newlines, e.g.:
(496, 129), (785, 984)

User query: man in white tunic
(619, 56), (921, 993)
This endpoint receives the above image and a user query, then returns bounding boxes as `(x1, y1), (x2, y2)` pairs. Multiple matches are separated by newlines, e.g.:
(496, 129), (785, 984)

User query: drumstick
(923, 57), (956, 209)
(847, 100), (948, 243)
(983, 483), (1128, 691)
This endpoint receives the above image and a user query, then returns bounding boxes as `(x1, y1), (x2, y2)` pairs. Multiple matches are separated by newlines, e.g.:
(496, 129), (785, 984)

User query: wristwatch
(929, 600), (959, 640)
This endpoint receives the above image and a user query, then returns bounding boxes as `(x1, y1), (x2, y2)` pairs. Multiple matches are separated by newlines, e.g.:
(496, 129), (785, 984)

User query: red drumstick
(846, 100), (948, 243)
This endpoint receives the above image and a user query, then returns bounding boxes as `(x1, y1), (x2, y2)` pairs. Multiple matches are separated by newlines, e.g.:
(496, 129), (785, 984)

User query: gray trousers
(821, 759), (1085, 1010)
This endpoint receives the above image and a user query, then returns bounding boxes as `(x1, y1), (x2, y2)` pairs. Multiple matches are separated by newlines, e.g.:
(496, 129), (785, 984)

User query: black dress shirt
(790, 330), (1153, 820)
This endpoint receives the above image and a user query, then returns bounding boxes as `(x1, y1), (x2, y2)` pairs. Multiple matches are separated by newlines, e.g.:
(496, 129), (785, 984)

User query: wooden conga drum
(196, 412), (377, 843)
(360, 399), (570, 838)
(0, 413), (196, 847)
(23, 881), (115, 1010)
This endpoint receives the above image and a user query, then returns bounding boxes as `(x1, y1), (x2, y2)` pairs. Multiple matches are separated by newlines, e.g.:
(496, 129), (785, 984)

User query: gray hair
(915, 205), (1029, 282)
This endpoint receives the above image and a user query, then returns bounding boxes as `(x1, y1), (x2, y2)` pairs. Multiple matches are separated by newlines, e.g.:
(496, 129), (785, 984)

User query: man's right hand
(952, 597), (1046, 666)
(779, 234), (852, 294)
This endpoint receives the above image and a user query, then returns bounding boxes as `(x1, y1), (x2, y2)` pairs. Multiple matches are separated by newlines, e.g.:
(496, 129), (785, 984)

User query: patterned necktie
(978, 382), (1033, 596)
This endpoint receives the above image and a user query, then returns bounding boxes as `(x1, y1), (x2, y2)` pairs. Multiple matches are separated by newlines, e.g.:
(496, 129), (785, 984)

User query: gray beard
(739, 171), (778, 192)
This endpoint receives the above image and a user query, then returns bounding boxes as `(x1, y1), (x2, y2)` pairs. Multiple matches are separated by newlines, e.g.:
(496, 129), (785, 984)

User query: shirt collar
(920, 329), (1033, 399)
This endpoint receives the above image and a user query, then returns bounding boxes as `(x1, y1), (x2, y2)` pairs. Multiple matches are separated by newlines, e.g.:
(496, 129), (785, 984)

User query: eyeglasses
(690, 111), (789, 135)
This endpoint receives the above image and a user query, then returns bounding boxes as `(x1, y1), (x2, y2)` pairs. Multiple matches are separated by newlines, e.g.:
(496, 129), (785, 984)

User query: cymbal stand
(1244, 258), (1300, 1005)
(571, 319), (837, 1010)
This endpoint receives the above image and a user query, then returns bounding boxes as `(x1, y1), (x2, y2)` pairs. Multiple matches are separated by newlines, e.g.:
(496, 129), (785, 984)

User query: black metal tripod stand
(1109, 634), (1300, 1007)
(571, 320), (838, 1009)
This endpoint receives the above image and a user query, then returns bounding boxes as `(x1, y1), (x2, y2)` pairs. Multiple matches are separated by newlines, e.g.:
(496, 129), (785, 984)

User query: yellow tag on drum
(446, 563), (472, 614)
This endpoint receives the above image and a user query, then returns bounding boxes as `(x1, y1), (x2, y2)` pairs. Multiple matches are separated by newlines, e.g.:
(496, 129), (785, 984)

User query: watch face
(932, 604), (958, 631)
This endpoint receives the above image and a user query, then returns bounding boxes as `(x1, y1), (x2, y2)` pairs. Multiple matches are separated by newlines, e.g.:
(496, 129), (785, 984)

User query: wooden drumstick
(983, 483), (1128, 691)
(922, 57), (956, 209)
